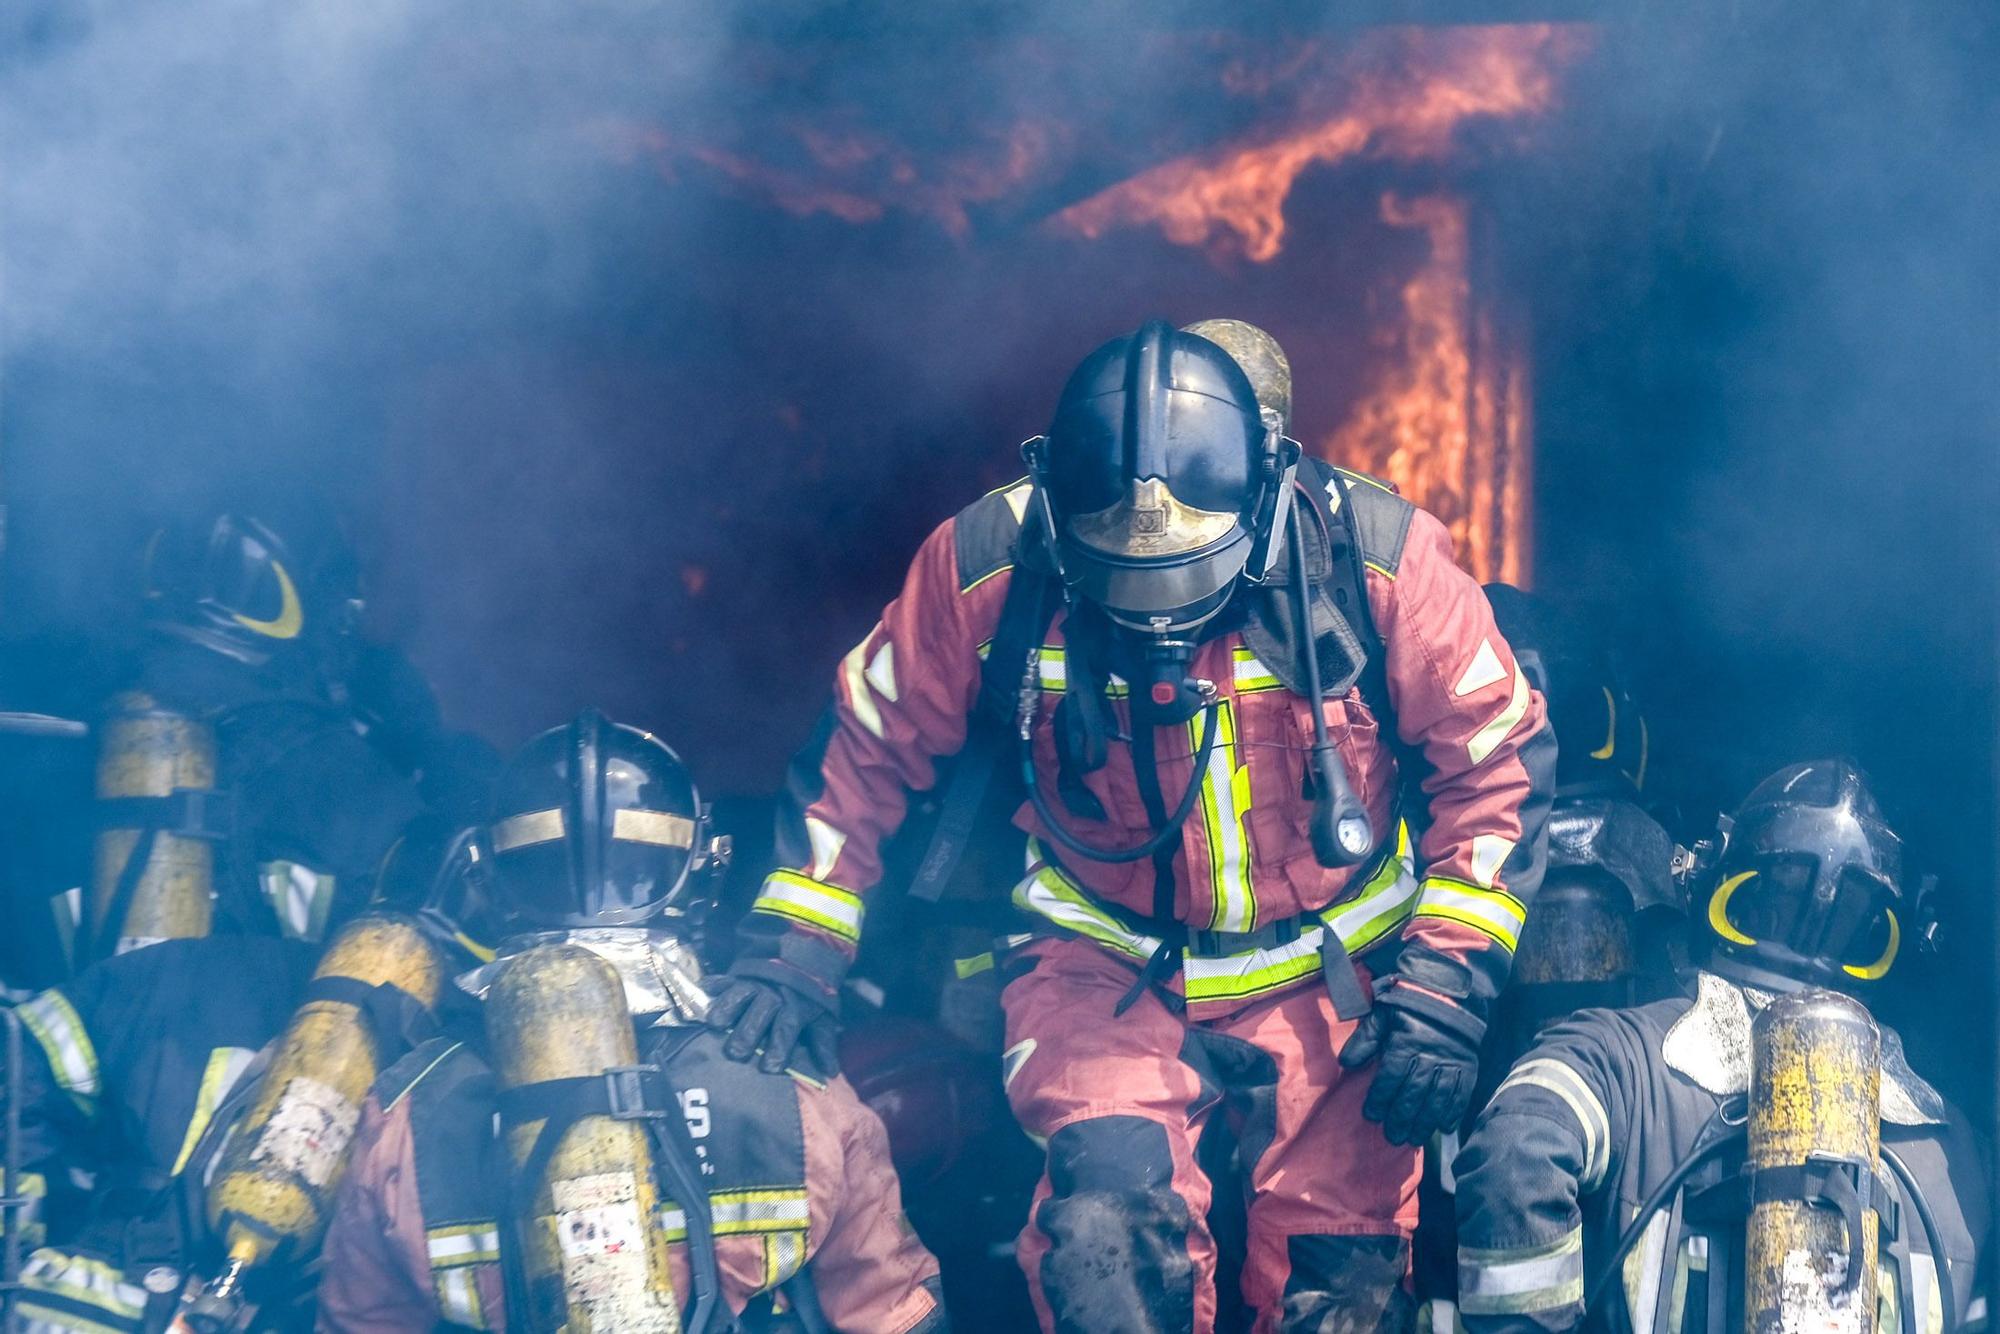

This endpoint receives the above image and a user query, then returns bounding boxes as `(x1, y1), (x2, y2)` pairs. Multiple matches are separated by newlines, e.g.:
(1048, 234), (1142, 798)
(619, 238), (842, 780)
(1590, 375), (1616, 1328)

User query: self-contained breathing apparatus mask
(1012, 319), (1374, 869)
(1684, 760), (1934, 992)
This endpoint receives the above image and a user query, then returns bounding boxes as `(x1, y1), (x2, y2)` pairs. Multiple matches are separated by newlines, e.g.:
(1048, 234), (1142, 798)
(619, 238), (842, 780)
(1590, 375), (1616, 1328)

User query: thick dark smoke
(1502, 1), (1999, 1079)
(3, 2), (1995, 1060)
(1, 0), (733, 632)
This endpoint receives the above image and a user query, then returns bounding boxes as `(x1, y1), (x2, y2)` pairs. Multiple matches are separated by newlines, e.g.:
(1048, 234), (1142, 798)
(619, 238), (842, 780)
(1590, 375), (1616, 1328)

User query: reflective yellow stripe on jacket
(1014, 824), (1420, 1007)
(1414, 875), (1527, 953)
(1191, 701), (1256, 935)
(426, 1223), (500, 1330)
(751, 870), (865, 945)
(16, 990), (100, 1111)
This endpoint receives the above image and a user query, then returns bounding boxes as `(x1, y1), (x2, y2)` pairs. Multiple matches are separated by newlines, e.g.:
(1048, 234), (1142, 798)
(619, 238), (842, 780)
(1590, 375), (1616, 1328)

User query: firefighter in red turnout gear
(318, 712), (944, 1332)
(708, 320), (1556, 1332)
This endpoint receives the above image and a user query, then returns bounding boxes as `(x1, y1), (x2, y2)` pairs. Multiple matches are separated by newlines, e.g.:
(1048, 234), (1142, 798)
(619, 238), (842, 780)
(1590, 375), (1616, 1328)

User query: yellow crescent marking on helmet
(1843, 909), (1900, 981)
(1707, 870), (1759, 946)
(230, 560), (304, 640)
(1590, 687), (1617, 760)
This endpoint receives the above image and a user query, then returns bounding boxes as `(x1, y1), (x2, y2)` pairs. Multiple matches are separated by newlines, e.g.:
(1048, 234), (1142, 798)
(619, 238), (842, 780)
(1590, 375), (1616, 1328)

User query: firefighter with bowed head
(705, 318), (1555, 1331)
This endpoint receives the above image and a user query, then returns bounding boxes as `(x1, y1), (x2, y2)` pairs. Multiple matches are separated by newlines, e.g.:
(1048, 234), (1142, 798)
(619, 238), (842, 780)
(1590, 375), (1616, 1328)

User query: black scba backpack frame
(908, 456), (1422, 1017)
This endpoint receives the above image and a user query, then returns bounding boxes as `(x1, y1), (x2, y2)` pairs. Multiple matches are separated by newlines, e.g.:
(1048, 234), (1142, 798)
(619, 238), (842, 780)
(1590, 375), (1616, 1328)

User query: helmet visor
(1713, 855), (1900, 977)
(1060, 525), (1252, 632)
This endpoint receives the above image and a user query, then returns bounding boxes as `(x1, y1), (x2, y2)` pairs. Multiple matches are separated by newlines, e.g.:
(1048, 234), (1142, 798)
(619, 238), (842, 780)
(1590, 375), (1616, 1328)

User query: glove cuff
(1390, 941), (1493, 1023)
(731, 918), (848, 1008)
(1377, 977), (1487, 1048)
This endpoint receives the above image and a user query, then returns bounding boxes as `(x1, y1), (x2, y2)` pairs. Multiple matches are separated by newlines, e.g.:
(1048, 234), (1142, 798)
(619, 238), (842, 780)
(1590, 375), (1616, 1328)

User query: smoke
(3, 0), (1993, 826)
(1497, 0), (1998, 1075)
(0, 0), (733, 625)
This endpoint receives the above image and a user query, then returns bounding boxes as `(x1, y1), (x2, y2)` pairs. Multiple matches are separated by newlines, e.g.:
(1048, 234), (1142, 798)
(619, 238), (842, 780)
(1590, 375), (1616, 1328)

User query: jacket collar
(1661, 971), (1944, 1126)
(455, 927), (711, 1027)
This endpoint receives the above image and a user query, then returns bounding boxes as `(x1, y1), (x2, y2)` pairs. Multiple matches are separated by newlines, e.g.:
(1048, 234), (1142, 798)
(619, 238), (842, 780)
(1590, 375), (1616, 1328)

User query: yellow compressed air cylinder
(206, 913), (445, 1270)
(1744, 988), (1882, 1334)
(91, 690), (217, 949)
(487, 942), (681, 1334)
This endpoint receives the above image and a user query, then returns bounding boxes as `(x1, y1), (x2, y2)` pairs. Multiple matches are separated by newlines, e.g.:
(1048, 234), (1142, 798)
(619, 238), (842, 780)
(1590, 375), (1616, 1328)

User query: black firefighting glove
(1338, 973), (1487, 1147)
(705, 919), (845, 1077)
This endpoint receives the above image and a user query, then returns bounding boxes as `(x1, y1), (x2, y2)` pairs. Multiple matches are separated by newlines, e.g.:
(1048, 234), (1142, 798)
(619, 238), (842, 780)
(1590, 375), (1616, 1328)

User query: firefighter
(1415, 587), (1685, 1330)
(0, 507), (486, 1330)
(93, 506), (490, 951)
(1453, 759), (1988, 1332)
(1479, 584), (1684, 1062)
(316, 710), (946, 1332)
(706, 318), (1554, 1331)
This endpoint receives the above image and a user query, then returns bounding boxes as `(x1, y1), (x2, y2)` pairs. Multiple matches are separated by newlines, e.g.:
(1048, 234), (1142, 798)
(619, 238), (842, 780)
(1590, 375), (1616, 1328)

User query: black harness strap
(1115, 699), (1190, 1018)
(300, 976), (438, 1065)
(910, 567), (1058, 903)
(91, 789), (237, 963)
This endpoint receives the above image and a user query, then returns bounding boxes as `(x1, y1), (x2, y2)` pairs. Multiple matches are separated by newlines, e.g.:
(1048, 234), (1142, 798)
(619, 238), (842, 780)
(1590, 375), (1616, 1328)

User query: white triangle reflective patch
(866, 642), (898, 702)
(806, 818), (848, 882)
(1003, 1038), (1038, 1091)
(1470, 833), (1515, 888)
(1454, 639), (1508, 697)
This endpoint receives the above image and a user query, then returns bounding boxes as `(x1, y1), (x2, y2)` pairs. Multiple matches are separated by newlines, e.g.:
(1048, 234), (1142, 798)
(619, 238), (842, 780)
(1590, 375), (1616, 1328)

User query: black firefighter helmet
(1484, 583), (1648, 800)
(1028, 319), (1291, 635)
(487, 710), (720, 931)
(1701, 759), (1911, 990)
(142, 509), (362, 671)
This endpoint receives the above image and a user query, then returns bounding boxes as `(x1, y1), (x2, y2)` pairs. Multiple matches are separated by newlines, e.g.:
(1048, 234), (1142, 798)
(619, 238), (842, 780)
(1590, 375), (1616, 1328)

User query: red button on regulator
(1151, 682), (1178, 706)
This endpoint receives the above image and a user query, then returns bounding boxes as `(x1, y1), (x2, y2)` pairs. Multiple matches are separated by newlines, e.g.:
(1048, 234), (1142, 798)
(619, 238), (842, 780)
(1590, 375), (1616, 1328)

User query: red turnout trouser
(1000, 936), (1422, 1334)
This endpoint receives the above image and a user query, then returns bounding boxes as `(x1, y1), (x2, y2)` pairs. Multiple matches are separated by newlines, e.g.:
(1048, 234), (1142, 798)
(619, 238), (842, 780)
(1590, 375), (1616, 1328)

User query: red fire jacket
(753, 468), (1552, 1013)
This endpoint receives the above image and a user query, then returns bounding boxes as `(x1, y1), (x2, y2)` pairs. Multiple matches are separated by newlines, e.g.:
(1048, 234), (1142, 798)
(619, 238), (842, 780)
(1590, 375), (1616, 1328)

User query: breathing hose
(1020, 683), (1221, 865)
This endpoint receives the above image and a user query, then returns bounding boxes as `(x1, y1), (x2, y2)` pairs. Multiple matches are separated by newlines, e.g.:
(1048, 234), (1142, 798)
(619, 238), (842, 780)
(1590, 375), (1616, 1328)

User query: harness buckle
(602, 1065), (668, 1121)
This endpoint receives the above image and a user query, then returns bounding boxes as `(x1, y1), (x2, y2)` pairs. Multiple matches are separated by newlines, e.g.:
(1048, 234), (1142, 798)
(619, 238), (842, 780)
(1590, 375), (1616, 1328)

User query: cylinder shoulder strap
(303, 976), (440, 1068)
(1313, 461), (1416, 577)
(952, 478), (1034, 594)
(495, 1060), (723, 1334)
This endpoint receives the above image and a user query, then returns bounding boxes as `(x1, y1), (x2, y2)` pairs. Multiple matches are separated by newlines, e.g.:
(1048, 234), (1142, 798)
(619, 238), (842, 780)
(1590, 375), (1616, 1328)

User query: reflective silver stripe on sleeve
(1458, 1228), (1584, 1315)
(16, 990), (100, 1100)
(1494, 1057), (1611, 1188)
(752, 870), (865, 942)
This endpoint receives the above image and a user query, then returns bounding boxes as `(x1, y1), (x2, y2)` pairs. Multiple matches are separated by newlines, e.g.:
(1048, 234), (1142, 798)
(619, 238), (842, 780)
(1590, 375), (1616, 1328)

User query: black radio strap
(909, 568), (1058, 903)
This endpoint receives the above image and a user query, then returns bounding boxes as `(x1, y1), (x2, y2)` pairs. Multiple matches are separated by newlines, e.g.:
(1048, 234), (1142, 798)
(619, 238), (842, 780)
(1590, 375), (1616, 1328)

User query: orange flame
(1054, 25), (1584, 263)
(1053, 25), (1580, 580)
(1326, 192), (1529, 584)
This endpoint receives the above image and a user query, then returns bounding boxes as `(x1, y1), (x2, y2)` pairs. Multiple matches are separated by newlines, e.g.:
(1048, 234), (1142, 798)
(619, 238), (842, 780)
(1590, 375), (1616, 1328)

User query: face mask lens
(1728, 855), (1815, 941)
(1831, 866), (1896, 968)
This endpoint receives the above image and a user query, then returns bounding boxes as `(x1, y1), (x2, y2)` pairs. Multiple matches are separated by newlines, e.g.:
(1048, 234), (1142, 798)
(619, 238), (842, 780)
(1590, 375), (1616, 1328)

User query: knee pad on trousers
(1037, 1116), (1195, 1334)
(1280, 1233), (1414, 1334)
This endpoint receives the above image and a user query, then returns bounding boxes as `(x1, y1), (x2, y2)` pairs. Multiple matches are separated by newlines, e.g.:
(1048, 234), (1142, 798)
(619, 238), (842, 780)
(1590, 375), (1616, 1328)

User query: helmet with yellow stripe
(486, 711), (727, 934)
(141, 507), (362, 673)
(1699, 759), (1910, 990)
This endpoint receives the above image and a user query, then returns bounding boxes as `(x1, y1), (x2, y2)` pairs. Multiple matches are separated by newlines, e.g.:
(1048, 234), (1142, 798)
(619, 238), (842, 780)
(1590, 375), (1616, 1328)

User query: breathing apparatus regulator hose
(1019, 677), (1222, 865)
(1584, 1104), (1744, 1312)
(1882, 1142), (1957, 1334)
